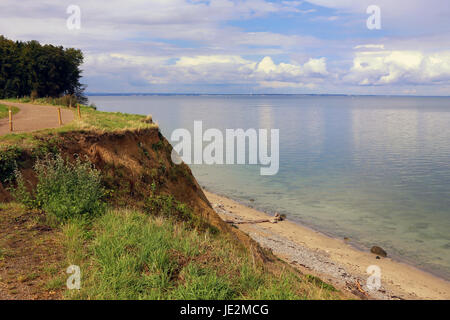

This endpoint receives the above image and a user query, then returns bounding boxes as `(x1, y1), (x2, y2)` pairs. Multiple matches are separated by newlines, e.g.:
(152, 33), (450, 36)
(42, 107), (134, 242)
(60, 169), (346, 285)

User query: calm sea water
(88, 95), (450, 279)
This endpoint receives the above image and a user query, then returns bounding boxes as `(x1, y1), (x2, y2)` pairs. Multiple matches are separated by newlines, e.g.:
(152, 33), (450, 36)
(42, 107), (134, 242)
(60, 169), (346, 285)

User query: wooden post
(57, 107), (62, 125)
(77, 104), (81, 119)
(9, 106), (13, 132)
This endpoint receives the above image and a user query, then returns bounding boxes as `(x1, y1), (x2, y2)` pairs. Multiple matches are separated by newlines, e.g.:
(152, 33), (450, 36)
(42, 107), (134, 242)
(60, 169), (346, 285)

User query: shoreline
(204, 190), (450, 300)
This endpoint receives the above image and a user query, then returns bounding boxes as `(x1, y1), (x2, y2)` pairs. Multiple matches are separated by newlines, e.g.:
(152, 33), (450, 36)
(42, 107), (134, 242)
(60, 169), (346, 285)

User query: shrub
(31, 138), (60, 159)
(10, 169), (34, 208)
(0, 146), (22, 183)
(13, 154), (106, 222)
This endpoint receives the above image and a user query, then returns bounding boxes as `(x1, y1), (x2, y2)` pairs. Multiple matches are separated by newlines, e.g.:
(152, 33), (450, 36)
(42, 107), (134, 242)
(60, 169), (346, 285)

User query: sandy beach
(204, 190), (450, 300)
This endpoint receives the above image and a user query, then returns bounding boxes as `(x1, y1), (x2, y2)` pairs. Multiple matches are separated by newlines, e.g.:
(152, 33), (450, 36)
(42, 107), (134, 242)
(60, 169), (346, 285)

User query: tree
(0, 35), (86, 102)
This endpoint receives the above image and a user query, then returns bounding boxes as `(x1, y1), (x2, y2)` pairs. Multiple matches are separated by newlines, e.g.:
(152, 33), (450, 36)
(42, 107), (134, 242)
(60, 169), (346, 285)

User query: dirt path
(0, 205), (65, 300)
(0, 101), (75, 135)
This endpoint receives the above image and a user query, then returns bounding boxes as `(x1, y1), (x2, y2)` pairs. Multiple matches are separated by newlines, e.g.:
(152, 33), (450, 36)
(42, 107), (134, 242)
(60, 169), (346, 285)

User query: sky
(1, 0), (449, 95)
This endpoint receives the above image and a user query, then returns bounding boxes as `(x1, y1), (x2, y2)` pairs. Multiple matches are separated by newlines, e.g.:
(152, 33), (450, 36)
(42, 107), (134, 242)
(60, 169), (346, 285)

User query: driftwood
(225, 213), (285, 225)
(225, 219), (273, 225)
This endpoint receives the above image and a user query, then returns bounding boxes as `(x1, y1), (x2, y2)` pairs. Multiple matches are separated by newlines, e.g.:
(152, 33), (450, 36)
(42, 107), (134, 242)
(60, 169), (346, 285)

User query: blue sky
(1, 0), (449, 95)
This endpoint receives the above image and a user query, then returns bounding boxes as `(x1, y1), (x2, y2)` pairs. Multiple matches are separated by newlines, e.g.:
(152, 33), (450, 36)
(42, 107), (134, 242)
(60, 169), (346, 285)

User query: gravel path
(0, 101), (74, 135)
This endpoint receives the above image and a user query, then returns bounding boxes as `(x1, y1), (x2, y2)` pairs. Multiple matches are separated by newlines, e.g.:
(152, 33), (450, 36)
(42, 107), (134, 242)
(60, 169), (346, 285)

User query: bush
(31, 138), (60, 159)
(13, 154), (106, 222)
(10, 169), (34, 208)
(0, 146), (22, 183)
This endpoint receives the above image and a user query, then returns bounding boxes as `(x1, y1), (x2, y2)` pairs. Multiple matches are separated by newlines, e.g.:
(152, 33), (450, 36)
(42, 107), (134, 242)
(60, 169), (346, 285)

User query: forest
(0, 35), (86, 103)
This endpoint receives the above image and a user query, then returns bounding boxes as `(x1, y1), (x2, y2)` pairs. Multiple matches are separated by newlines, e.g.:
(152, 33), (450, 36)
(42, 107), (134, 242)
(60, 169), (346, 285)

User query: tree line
(0, 35), (86, 103)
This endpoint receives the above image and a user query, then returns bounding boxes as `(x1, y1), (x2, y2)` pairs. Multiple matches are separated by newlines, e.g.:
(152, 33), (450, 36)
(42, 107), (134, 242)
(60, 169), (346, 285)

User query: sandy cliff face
(59, 128), (226, 230)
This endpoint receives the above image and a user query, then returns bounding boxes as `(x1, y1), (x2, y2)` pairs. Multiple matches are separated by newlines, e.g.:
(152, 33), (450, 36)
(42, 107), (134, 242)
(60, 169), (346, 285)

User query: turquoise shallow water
(89, 95), (450, 279)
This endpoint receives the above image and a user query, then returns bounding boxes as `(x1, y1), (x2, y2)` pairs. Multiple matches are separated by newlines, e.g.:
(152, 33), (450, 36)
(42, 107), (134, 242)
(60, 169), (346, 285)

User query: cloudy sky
(1, 0), (449, 95)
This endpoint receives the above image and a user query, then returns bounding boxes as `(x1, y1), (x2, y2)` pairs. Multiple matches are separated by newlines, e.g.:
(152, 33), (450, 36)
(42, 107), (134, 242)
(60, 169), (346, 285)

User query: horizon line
(86, 92), (450, 98)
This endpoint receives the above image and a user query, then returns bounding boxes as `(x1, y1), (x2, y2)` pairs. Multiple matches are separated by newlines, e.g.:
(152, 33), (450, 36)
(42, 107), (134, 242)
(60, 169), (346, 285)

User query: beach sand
(204, 190), (450, 300)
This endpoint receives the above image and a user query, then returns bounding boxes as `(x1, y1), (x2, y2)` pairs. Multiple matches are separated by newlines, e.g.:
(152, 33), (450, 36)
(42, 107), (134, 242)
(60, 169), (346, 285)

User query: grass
(64, 208), (341, 300)
(0, 104), (19, 119)
(3, 96), (79, 108)
(144, 194), (217, 233)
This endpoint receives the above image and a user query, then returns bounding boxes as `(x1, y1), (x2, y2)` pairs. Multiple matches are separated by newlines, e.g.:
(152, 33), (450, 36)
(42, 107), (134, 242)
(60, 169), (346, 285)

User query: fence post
(58, 107), (62, 125)
(9, 106), (13, 132)
(77, 104), (81, 119)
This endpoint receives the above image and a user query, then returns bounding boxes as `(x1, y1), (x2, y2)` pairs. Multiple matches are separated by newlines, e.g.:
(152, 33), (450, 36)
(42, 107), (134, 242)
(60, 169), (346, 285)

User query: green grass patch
(305, 274), (337, 292)
(0, 104), (19, 119)
(144, 194), (217, 233)
(64, 208), (342, 300)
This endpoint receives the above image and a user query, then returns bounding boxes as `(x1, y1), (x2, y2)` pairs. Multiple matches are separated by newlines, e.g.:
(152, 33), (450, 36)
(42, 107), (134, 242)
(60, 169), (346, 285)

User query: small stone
(370, 246), (387, 257)
(376, 256), (381, 260)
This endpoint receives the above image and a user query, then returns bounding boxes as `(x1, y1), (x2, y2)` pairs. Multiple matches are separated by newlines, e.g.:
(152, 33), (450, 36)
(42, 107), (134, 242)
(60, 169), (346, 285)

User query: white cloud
(354, 44), (385, 50)
(346, 47), (450, 85)
(303, 57), (328, 75)
(259, 81), (317, 89)
(83, 52), (329, 89)
(176, 55), (254, 68)
(0, 0), (448, 94)
(256, 56), (327, 77)
(256, 57), (279, 73)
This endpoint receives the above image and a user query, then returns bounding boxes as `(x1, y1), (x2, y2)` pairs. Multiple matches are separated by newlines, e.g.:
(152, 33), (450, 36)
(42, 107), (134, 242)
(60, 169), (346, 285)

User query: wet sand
(205, 190), (450, 300)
